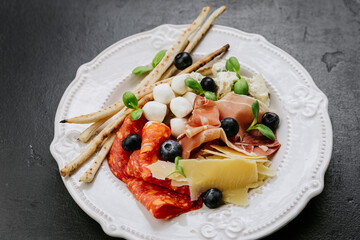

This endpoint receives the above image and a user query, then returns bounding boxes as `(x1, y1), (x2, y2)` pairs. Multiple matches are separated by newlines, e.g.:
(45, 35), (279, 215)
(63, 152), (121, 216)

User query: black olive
(160, 140), (182, 162)
(174, 52), (192, 70)
(220, 117), (239, 138)
(121, 133), (142, 152)
(201, 77), (217, 92)
(261, 112), (280, 129)
(202, 188), (223, 209)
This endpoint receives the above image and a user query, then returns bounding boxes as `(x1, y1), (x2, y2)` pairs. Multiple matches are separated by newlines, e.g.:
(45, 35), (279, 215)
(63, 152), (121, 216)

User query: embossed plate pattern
(50, 25), (332, 239)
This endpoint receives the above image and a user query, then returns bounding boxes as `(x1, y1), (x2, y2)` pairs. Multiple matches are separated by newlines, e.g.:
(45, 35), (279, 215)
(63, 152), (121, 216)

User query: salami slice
(126, 122), (189, 194)
(127, 178), (202, 220)
(140, 122), (171, 154)
(108, 115), (147, 182)
(108, 117), (200, 219)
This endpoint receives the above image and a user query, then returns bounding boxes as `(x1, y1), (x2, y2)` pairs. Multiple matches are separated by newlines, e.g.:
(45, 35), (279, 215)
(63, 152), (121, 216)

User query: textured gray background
(1, 0), (359, 239)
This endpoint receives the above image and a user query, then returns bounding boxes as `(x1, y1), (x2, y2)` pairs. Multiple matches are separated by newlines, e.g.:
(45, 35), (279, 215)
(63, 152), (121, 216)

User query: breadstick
(136, 7), (211, 89)
(62, 7), (210, 124)
(79, 117), (110, 143)
(161, 6), (226, 79)
(79, 133), (116, 182)
(60, 93), (154, 176)
(196, 66), (213, 76)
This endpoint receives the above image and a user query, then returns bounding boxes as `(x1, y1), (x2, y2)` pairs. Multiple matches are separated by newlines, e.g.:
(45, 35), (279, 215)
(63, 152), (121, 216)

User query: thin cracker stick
(60, 93), (154, 176)
(79, 116), (110, 143)
(63, 42), (228, 147)
(79, 133), (116, 182)
(62, 7), (210, 124)
(178, 44), (229, 75)
(136, 6), (211, 89)
(185, 6), (226, 52)
(161, 6), (226, 79)
(161, 40), (189, 79)
(60, 45), (229, 177)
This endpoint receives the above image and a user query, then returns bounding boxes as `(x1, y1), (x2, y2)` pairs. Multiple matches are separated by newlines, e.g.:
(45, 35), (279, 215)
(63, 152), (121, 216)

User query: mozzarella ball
(170, 118), (188, 138)
(170, 97), (193, 118)
(142, 101), (167, 122)
(153, 83), (175, 104)
(182, 92), (197, 107)
(171, 74), (189, 95)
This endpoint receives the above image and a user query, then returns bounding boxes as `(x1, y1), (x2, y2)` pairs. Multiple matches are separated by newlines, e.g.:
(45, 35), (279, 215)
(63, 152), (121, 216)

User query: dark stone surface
(0, 0), (359, 239)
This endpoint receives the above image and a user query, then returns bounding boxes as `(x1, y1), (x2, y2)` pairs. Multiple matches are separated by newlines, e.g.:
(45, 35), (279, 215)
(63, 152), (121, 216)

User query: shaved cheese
(146, 160), (188, 182)
(180, 158), (258, 201)
(257, 163), (276, 176)
(210, 145), (267, 160)
(146, 149), (275, 207)
(223, 188), (249, 206)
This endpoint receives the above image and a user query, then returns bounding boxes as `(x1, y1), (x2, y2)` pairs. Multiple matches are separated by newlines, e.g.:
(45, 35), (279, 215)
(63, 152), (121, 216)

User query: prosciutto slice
(179, 93), (279, 158)
(216, 93), (269, 139)
(182, 96), (220, 138)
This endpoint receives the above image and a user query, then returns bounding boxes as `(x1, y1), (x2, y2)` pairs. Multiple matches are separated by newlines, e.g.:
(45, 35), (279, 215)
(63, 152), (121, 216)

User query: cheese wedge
(180, 158), (258, 202)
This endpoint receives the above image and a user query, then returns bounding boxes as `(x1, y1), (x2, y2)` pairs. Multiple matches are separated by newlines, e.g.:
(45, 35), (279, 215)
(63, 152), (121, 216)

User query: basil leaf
(185, 78), (203, 92)
(226, 57), (240, 73)
(130, 109), (143, 121)
(175, 156), (186, 177)
(233, 78), (249, 95)
(152, 50), (167, 68)
(165, 156), (186, 178)
(132, 66), (153, 75)
(204, 91), (217, 101)
(251, 100), (259, 122)
(123, 91), (138, 109)
(255, 124), (275, 140)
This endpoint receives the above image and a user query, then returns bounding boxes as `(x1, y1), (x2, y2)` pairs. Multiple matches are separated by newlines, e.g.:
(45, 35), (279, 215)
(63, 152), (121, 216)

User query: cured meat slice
(126, 122), (189, 194)
(216, 93), (269, 139)
(108, 115), (147, 182)
(183, 96), (220, 138)
(127, 122), (171, 178)
(237, 130), (281, 156)
(141, 122), (171, 154)
(127, 178), (202, 220)
(109, 118), (197, 219)
(180, 128), (222, 159)
(188, 96), (220, 127)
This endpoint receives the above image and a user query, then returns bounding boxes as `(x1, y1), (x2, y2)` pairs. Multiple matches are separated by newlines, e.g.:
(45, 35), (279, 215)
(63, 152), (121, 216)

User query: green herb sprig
(225, 57), (249, 95)
(166, 156), (186, 178)
(246, 100), (275, 140)
(122, 91), (143, 120)
(184, 78), (217, 101)
(132, 50), (167, 75)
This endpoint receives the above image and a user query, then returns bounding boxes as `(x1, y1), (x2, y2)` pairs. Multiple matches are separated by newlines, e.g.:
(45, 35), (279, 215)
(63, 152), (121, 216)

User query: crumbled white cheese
(247, 74), (269, 105)
(214, 72), (238, 98)
(170, 97), (193, 118)
(211, 60), (227, 77)
(142, 101), (167, 122)
(153, 83), (175, 104)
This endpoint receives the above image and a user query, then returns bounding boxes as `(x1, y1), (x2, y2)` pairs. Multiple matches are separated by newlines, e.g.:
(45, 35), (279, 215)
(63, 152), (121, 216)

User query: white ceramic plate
(50, 24), (332, 239)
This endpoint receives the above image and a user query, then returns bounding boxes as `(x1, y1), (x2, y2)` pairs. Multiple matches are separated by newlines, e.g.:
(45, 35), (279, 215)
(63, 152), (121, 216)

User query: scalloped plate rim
(50, 24), (333, 239)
